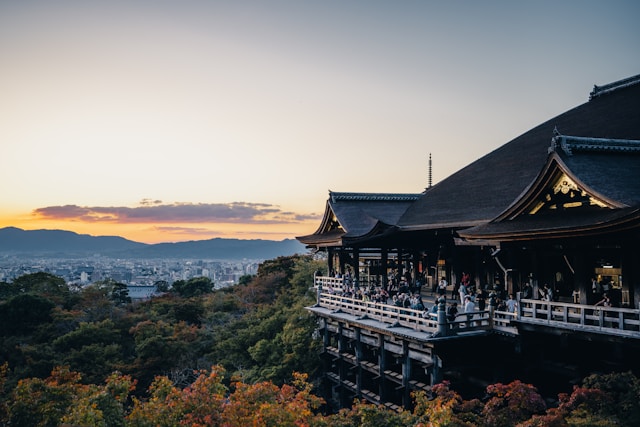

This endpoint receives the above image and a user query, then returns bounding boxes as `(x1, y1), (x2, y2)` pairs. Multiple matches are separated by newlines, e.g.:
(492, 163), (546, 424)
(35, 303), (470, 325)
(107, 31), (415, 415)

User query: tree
(481, 380), (546, 427)
(61, 371), (135, 427)
(222, 371), (323, 427)
(154, 280), (170, 293)
(52, 320), (125, 384)
(111, 282), (132, 305)
(522, 371), (640, 427)
(11, 272), (71, 307)
(126, 366), (227, 426)
(171, 277), (214, 298)
(412, 381), (482, 426)
(0, 293), (55, 336)
(8, 366), (84, 427)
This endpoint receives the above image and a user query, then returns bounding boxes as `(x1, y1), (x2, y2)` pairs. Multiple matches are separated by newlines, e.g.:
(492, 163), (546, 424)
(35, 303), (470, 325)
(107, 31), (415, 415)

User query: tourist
(459, 281), (468, 305)
(438, 276), (448, 297)
(506, 294), (518, 313)
(594, 293), (611, 307)
(464, 295), (475, 326)
(447, 301), (458, 323)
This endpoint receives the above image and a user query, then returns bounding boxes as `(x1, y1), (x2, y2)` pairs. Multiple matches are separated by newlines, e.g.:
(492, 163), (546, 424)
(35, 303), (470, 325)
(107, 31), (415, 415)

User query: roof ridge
(549, 129), (640, 155)
(329, 191), (421, 202)
(589, 73), (640, 100)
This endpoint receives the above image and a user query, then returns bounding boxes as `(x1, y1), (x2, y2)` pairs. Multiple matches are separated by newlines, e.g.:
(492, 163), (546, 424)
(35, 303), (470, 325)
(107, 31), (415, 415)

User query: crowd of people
(322, 269), (509, 326)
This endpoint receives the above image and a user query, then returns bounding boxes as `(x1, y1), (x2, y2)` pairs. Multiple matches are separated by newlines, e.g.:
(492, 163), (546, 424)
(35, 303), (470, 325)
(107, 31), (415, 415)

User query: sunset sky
(1, 1), (639, 244)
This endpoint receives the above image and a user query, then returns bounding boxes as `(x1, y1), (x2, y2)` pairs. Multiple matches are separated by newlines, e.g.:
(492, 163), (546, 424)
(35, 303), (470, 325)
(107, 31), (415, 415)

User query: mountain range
(0, 227), (307, 260)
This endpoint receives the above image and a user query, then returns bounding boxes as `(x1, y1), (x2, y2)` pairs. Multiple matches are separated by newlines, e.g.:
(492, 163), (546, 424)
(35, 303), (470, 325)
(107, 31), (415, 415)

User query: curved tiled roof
(398, 75), (640, 231)
(297, 191), (421, 246)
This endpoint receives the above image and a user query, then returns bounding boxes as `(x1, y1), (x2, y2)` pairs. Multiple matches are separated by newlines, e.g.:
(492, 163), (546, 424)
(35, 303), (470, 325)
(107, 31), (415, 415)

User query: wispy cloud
(33, 201), (321, 225)
(150, 226), (296, 239)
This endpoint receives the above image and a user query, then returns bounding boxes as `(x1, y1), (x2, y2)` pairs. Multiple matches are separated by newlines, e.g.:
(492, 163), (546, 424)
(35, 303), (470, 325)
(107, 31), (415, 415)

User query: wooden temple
(297, 74), (640, 410)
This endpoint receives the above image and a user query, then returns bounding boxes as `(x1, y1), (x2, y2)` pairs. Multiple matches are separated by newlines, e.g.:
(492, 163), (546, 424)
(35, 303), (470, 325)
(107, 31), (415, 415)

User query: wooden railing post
(436, 296), (448, 337)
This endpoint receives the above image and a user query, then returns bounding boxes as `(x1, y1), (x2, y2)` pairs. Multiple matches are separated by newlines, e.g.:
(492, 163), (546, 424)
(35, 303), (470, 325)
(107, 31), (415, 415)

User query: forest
(1, 254), (639, 426)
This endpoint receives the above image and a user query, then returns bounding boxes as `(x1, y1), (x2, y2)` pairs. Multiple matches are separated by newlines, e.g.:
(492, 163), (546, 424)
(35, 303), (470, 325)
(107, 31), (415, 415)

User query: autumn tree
(411, 381), (482, 426)
(522, 371), (640, 426)
(481, 380), (546, 426)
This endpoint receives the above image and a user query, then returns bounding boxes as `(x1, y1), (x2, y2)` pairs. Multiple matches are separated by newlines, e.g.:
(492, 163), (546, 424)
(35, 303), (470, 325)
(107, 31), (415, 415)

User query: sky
(1, 1), (639, 244)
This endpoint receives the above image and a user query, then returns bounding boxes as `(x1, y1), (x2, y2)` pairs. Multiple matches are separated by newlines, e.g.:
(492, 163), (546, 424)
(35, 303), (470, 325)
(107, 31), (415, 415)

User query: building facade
(298, 74), (640, 409)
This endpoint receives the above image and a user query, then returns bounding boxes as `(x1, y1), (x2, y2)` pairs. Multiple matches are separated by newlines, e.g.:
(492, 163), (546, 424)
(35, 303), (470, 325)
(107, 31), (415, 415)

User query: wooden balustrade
(519, 298), (640, 334)
(318, 292), (493, 335)
(314, 278), (640, 338)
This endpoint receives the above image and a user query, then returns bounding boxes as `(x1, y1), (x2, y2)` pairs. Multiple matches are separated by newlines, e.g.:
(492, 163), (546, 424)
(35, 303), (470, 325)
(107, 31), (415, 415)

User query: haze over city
(2, 0), (639, 244)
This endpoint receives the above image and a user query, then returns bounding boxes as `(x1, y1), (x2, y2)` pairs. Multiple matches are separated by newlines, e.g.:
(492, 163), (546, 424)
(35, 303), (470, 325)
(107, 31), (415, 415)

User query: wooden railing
(314, 275), (345, 293)
(317, 292), (494, 335)
(313, 277), (640, 338)
(518, 298), (640, 336)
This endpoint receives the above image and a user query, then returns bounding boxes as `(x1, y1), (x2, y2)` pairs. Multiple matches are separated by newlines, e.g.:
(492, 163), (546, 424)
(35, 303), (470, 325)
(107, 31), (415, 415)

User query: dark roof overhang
(458, 207), (640, 242)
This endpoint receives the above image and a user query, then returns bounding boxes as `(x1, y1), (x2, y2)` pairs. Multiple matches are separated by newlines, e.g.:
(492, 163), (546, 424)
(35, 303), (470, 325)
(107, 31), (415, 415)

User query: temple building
(299, 73), (640, 307)
(297, 74), (640, 410)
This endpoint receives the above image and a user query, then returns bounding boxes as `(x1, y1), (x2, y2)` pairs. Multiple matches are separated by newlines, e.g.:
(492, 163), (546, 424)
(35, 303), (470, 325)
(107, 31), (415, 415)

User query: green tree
(0, 293), (55, 336)
(154, 280), (169, 293)
(171, 277), (214, 297)
(111, 282), (132, 304)
(11, 272), (71, 307)
(52, 320), (125, 384)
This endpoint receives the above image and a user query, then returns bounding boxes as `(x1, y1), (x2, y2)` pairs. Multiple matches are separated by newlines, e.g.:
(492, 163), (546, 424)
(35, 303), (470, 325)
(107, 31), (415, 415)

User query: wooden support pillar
(382, 249), (389, 290)
(622, 245), (640, 309)
(572, 253), (589, 305)
(430, 351), (442, 386)
(401, 340), (411, 407)
(355, 327), (362, 397)
(412, 251), (420, 289)
(323, 318), (330, 349)
(353, 247), (360, 288)
(337, 322), (346, 407)
(531, 251), (540, 299)
(327, 248), (335, 276)
(378, 333), (386, 402)
(322, 318), (332, 403)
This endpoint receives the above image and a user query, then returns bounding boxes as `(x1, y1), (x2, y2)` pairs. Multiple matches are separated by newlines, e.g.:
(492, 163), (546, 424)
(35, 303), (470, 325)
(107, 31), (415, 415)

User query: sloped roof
(459, 132), (640, 240)
(297, 192), (421, 247)
(398, 74), (640, 231)
(552, 133), (640, 206)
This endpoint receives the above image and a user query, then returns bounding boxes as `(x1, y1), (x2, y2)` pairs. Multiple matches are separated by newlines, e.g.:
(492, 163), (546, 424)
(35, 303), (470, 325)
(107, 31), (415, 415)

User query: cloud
(151, 226), (295, 239)
(32, 202), (321, 225)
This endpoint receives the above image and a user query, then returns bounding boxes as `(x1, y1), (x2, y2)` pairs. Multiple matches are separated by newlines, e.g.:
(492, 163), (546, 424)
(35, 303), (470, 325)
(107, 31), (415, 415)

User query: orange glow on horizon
(0, 214), (316, 244)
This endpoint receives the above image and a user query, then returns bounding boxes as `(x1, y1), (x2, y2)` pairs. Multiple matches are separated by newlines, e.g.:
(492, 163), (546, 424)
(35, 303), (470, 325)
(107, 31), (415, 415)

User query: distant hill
(0, 227), (307, 260)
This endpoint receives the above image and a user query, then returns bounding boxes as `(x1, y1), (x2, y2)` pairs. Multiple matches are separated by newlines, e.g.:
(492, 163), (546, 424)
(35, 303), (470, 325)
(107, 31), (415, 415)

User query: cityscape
(0, 255), (261, 296)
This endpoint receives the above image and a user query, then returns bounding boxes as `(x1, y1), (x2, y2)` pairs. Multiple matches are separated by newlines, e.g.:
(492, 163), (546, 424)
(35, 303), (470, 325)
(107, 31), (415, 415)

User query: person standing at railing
(506, 294), (518, 314)
(540, 284), (553, 302)
(459, 280), (469, 306)
(594, 293), (611, 308)
(447, 301), (459, 323)
(464, 295), (476, 326)
(476, 288), (486, 311)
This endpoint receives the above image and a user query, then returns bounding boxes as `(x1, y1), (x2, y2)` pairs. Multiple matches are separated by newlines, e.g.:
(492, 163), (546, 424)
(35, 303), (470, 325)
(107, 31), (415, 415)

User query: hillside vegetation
(1, 255), (640, 426)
